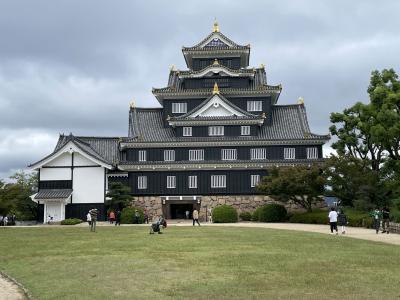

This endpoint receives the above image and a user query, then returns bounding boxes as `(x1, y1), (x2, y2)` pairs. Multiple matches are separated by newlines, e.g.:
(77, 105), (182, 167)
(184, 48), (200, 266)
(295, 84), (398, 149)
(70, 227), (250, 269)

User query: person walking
(89, 208), (98, 232)
(328, 207), (338, 235)
(371, 207), (381, 234)
(185, 210), (190, 220)
(382, 206), (390, 234)
(3, 215), (8, 226)
(337, 209), (348, 234)
(192, 209), (200, 226)
(86, 211), (92, 227)
(144, 209), (149, 224)
(115, 210), (121, 226)
(109, 211), (115, 224)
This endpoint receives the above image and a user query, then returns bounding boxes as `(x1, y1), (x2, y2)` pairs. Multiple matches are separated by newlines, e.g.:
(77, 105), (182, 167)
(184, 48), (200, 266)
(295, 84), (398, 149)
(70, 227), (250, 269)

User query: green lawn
(1, 226), (400, 300)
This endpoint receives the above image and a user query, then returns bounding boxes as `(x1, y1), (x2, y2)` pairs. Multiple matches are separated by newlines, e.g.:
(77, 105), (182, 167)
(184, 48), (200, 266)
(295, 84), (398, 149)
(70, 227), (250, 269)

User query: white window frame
(172, 102), (187, 113)
(188, 176), (197, 189)
(138, 150), (146, 162)
(208, 126), (224, 136)
(250, 148), (266, 160)
(241, 126), (250, 136)
(211, 175), (226, 188)
(221, 149), (237, 161)
(307, 147), (318, 159)
(137, 176), (147, 189)
(167, 176), (176, 189)
(164, 150), (175, 161)
(247, 101), (262, 112)
(189, 149), (204, 161)
(284, 148), (296, 159)
(183, 127), (192, 137)
(251, 175), (260, 188)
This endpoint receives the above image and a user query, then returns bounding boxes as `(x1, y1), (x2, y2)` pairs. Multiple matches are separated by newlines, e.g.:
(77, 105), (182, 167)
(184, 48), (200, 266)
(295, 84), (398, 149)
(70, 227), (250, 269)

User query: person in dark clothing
(338, 210), (348, 234)
(144, 209), (149, 224)
(89, 208), (98, 232)
(382, 207), (390, 234)
(133, 210), (140, 224)
(371, 208), (381, 234)
(115, 210), (121, 226)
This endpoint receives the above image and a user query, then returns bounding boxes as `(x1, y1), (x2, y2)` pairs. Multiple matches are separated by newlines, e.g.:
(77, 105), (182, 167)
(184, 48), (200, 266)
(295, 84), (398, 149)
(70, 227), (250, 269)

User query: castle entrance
(161, 196), (201, 219)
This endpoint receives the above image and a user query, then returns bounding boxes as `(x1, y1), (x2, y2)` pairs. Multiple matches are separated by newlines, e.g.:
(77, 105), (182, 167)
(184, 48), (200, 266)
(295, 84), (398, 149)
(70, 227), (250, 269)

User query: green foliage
(257, 166), (325, 212)
(252, 207), (262, 221)
(257, 204), (287, 223)
(391, 210), (400, 223)
(120, 207), (144, 224)
(239, 211), (252, 221)
(106, 182), (132, 210)
(60, 218), (82, 225)
(212, 205), (238, 223)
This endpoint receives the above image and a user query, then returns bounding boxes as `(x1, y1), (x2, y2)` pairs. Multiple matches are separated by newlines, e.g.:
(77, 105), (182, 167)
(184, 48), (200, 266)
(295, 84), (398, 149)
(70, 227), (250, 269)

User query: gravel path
(0, 272), (27, 300)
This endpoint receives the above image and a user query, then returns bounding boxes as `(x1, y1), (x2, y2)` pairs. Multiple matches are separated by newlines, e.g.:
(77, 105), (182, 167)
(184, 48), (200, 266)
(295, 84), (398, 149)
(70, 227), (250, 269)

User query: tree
(257, 166), (325, 212)
(106, 182), (132, 210)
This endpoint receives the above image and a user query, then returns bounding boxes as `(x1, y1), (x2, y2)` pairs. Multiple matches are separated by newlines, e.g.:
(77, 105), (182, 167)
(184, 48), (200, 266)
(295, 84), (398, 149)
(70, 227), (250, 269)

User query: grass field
(1, 226), (400, 300)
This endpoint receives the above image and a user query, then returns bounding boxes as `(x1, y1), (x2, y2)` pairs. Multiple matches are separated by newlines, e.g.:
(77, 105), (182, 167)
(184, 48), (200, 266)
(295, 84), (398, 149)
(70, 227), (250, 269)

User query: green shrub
(239, 211), (252, 221)
(61, 218), (82, 225)
(391, 210), (400, 223)
(258, 204), (287, 222)
(212, 205), (238, 223)
(252, 207), (262, 221)
(121, 207), (144, 224)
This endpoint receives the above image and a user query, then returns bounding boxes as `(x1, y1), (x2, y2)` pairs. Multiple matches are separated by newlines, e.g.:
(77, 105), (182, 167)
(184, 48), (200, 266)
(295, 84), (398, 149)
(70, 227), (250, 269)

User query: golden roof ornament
(129, 100), (136, 109)
(298, 96), (304, 105)
(213, 58), (219, 66)
(213, 82), (220, 95)
(213, 19), (219, 32)
(260, 63), (265, 69)
(169, 64), (176, 71)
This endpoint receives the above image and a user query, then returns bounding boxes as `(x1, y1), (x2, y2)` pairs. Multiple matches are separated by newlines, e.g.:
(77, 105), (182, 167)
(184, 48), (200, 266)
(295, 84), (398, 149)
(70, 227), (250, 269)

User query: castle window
(251, 175), (260, 187)
(250, 148), (266, 160)
(188, 176), (197, 189)
(189, 149), (204, 161)
(183, 127), (192, 136)
(137, 176), (147, 189)
(211, 175), (226, 188)
(284, 148), (296, 159)
(164, 150), (175, 161)
(167, 176), (176, 189)
(221, 149), (237, 160)
(172, 103), (187, 113)
(307, 147), (318, 159)
(247, 101), (262, 112)
(209, 126), (224, 136)
(138, 150), (146, 162)
(241, 126), (250, 136)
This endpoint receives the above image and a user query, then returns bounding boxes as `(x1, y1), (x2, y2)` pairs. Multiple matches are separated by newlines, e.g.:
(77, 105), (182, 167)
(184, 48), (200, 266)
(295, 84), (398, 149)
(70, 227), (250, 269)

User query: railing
(389, 222), (400, 234)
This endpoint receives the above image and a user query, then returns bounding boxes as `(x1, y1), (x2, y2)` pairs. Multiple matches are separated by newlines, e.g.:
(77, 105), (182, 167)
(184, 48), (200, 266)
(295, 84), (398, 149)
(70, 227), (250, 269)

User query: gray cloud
(0, 0), (400, 177)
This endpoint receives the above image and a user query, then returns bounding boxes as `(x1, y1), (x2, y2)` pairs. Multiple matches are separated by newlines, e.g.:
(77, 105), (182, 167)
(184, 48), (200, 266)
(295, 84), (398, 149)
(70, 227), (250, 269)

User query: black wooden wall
(183, 77), (251, 89)
(175, 125), (258, 137)
(192, 57), (241, 70)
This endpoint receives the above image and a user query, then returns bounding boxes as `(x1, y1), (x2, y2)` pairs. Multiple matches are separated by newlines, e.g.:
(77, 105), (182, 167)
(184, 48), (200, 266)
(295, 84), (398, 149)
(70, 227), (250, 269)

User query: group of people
(106, 210), (122, 225)
(0, 214), (16, 226)
(328, 208), (349, 235)
(371, 207), (391, 234)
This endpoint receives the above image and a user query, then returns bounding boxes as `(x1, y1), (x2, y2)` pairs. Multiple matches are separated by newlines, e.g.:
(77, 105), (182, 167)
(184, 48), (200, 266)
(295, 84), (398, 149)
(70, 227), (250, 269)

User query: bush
(121, 207), (144, 224)
(212, 205), (238, 223)
(391, 210), (400, 223)
(61, 218), (82, 225)
(252, 207), (262, 221)
(258, 204), (287, 222)
(239, 211), (252, 221)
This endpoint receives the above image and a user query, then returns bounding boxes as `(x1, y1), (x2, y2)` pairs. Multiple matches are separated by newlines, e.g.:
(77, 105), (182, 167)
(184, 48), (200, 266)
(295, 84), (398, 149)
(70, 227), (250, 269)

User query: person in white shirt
(86, 212), (92, 227)
(328, 207), (338, 235)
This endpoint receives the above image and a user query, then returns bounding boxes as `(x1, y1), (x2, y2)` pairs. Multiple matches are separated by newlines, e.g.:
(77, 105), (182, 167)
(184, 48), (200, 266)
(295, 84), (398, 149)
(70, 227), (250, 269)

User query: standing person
(89, 208), (98, 232)
(0, 215), (3, 226)
(185, 210), (189, 220)
(382, 206), (390, 234)
(338, 209), (348, 234)
(192, 209), (200, 226)
(3, 215), (8, 226)
(208, 208), (213, 223)
(144, 209), (149, 224)
(109, 211), (115, 224)
(86, 211), (92, 228)
(371, 207), (381, 234)
(328, 207), (338, 235)
(133, 210), (140, 224)
(115, 210), (121, 226)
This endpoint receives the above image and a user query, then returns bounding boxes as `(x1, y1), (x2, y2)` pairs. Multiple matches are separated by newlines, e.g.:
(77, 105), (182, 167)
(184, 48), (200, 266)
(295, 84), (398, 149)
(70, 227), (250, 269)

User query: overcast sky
(0, 0), (399, 178)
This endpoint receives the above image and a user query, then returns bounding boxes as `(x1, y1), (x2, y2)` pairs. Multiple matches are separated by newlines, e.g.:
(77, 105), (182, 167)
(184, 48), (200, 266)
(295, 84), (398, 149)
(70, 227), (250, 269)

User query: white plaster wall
(74, 153), (97, 166)
(40, 168), (71, 180)
(46, 152), (72, 166)
(73, 167), (105, 204)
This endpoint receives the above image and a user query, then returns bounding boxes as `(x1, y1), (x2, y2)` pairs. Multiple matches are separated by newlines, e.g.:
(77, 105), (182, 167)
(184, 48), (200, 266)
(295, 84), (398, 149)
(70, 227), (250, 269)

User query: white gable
(189, 95), (245, 118)
(199, 33), (234, 48)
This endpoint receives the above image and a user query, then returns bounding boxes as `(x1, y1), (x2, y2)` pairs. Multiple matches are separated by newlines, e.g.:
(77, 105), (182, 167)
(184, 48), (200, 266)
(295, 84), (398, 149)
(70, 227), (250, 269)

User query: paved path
(0, 272), (27, 300)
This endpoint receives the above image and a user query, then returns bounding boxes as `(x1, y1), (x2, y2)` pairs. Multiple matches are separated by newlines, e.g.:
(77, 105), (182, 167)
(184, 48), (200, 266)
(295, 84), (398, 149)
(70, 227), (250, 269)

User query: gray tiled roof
(35, 189), (73, 200)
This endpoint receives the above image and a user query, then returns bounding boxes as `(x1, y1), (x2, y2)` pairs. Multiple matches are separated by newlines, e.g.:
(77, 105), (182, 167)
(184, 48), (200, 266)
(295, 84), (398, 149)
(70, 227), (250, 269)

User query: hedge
(239, 211), (252, 221)
(212, 205), (238, 223)
(121, 207), (144, 224)
(258, 204), (287, 222)
(60, 218), (82, 225)
(252, 207), (263, 221)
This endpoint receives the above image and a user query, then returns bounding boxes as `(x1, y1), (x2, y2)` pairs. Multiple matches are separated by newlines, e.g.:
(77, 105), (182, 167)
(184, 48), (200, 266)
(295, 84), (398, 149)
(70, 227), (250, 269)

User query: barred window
(251, 175), (260, 188)
(284, 148), (296, 159)
(164, 150), (175, 161)
(211, 175), (226, 188)
(307, 147), (318, 159)
(247, 101), (262, 112)
(137, 176), (147, 189)
(188, 176), (197, 189)
(189, 149), (204, 161)
(209, 126), (224, 136)
(183, 127), (192, 137)
(221, 149), (237, 160)
(172, 103), (187, 113)
(250, 148), (266, 160)
(167, 176), (176, 189)
(241, 126), (250, 136)
(138, 150), (146, 162)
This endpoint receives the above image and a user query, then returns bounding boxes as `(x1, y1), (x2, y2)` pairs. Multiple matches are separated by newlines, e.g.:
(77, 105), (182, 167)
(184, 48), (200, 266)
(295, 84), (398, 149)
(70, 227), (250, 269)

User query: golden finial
(260, 63), (265, 69)
(298, 96), (304, 105)
(213, 19), (219, 32)
(129, 100), (136, 109)
(169, 64), (176, 71)
(262, 112), (266, 119)
(213, 82), (220, 95)
(213, 58), (219, 66)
